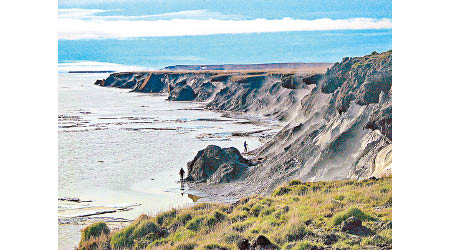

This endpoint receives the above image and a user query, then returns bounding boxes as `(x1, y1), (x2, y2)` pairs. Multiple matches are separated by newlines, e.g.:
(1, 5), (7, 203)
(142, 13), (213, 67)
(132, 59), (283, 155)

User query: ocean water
(58, 73), (279, 250)
(59, 30), (392, 71)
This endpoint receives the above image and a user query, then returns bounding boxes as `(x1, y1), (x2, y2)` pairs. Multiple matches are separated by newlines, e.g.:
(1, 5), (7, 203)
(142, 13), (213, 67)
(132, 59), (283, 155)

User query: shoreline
(69, 51), (392, 249)
(83, 51), (392, 205)
(58, 76), (284, 250)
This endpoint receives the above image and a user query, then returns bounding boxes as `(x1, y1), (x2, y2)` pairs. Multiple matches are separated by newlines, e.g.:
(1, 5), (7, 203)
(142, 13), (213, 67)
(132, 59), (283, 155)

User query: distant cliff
(161, 62), (332, 71)
(94, 66), (329, 120)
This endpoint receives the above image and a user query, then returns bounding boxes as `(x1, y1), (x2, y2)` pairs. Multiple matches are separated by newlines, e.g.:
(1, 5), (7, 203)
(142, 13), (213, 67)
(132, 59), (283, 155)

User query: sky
(58, 0), (391, 40)
(58, 0), (392, 69)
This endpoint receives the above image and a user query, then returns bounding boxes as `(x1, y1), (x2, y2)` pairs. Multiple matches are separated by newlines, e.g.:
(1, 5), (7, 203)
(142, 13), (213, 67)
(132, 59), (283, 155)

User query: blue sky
(58, 0), (392, 19)
(58, 0), (391, 40)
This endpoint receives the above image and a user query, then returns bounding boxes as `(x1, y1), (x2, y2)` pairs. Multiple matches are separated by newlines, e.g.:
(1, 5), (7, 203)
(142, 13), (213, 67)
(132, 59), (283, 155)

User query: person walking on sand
(244, 141), (248, 153)
(179, 167), (185, 183)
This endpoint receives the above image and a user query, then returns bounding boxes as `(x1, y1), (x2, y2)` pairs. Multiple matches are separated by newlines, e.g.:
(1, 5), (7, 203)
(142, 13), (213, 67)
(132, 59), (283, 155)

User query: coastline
(58, 72), (286, 250)
(70, 50), (392, 249)
(91, 51), (391, 200)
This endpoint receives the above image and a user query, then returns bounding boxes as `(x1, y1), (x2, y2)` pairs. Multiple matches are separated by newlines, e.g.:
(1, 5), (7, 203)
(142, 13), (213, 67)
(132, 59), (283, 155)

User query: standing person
(179, 168), (185, 183)
(244, 141), (248, 153)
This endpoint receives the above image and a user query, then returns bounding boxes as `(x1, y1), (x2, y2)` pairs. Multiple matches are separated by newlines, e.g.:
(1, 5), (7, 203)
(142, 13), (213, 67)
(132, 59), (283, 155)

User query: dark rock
(186, 145), (252, 184)
(292, 123), (303, 132)
(169, 85), (196, 101)
(341, 216), (362, 230)
(94, 79), (105, 86)
(252, 235), (271, 247)
(207, 163), (249, 184)
(238, 239), (250, 250)
(210, 74), (232, 82)
(250, 235), (278, 249)
(365, 90), (392, 140)
(195, 81), (217, 101)
(281, 75), (304, 89)
(132, 73), (167, 92)
(341, 216), (372, 236)
(320, 233), (338, 245)
(303, 74), (323, 85)
(280, 74), (322, 89)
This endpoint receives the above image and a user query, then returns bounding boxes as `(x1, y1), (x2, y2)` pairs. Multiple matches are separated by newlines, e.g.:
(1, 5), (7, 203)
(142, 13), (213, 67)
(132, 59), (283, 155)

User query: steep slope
(232, 51), (392, 196)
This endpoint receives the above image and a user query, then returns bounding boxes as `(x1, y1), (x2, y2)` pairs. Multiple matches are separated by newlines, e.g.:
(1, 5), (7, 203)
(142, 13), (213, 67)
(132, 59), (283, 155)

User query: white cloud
(58, 8), (111, 18)
(58, 8), (392, 40)
(58, 61), (147, 72)
(58, 8), (238, 21)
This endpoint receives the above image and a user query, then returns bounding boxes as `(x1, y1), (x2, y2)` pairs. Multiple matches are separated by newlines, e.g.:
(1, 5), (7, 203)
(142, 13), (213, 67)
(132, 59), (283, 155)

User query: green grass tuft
(331, 207), (375, 226)
(80, 221), (110, 243)
(273, 186), (291, 196)
(249, 204), (265, 217)
(185, 216), (205, 231)
(156, 208), (177, 226)
(289, 240), (324, 250)
(175, 242), (198, 250)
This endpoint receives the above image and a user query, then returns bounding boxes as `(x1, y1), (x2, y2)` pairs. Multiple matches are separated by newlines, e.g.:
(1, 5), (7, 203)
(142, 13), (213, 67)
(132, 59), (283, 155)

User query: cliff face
(94, 51), (392, 197)
(243, 51), (392, 195)
(95, 70), (323, 120)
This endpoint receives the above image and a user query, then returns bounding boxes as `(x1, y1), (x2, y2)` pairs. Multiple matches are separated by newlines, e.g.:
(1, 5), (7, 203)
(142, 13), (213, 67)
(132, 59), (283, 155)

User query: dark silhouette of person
(179, 168), (185, 183)
(244, 141), (248, 153)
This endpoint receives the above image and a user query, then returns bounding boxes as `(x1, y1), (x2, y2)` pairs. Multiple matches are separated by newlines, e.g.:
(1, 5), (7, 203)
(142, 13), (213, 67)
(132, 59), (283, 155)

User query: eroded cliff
(94, 52), (392, 198)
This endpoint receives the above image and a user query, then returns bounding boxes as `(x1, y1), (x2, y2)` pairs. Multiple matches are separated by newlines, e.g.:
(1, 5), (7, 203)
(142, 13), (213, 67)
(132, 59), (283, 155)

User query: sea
(58, 72), (281, 250)
(59, 30), (392, 71)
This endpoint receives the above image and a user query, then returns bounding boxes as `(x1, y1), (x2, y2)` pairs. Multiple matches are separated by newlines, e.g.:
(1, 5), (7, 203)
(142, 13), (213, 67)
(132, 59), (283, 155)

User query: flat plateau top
(119, 63), (334, 75)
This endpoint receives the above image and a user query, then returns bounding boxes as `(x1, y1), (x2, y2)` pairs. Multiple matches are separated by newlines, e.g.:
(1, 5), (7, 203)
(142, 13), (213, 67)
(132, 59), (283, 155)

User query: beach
(58, 72), (283, 250)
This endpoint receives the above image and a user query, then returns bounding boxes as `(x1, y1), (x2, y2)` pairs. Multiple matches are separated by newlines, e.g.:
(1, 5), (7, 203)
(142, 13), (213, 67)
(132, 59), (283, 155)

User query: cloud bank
(58, 61), (146, 72)
(58, 9), (392, 40)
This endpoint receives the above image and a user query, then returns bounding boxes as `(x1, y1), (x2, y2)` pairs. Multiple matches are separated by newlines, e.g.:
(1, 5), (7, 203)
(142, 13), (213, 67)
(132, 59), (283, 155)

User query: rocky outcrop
(281, 74), (322, 89)
(185, 145), (252, 184)
(340, 217), (372, 236)
(168, 84), (196, 101)
(321, 52), (392, 115)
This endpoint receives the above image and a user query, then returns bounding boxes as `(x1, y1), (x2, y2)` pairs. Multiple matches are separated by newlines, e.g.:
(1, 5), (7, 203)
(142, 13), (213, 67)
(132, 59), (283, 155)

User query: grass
(288, 240), (325, 250)
(80, 222), (110, 243)
(351, 50), (391, 69)
(77, 177), (392, 250)
(331, 207), (375, 226)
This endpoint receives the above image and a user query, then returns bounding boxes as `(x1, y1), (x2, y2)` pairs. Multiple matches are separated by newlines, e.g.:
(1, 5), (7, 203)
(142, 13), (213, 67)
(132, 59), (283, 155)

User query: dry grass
(77, 177), (392, 250)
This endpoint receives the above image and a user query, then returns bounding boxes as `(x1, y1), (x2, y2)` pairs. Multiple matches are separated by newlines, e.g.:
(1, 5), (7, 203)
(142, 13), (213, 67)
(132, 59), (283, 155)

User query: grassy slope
(78, 177), (392, 250)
